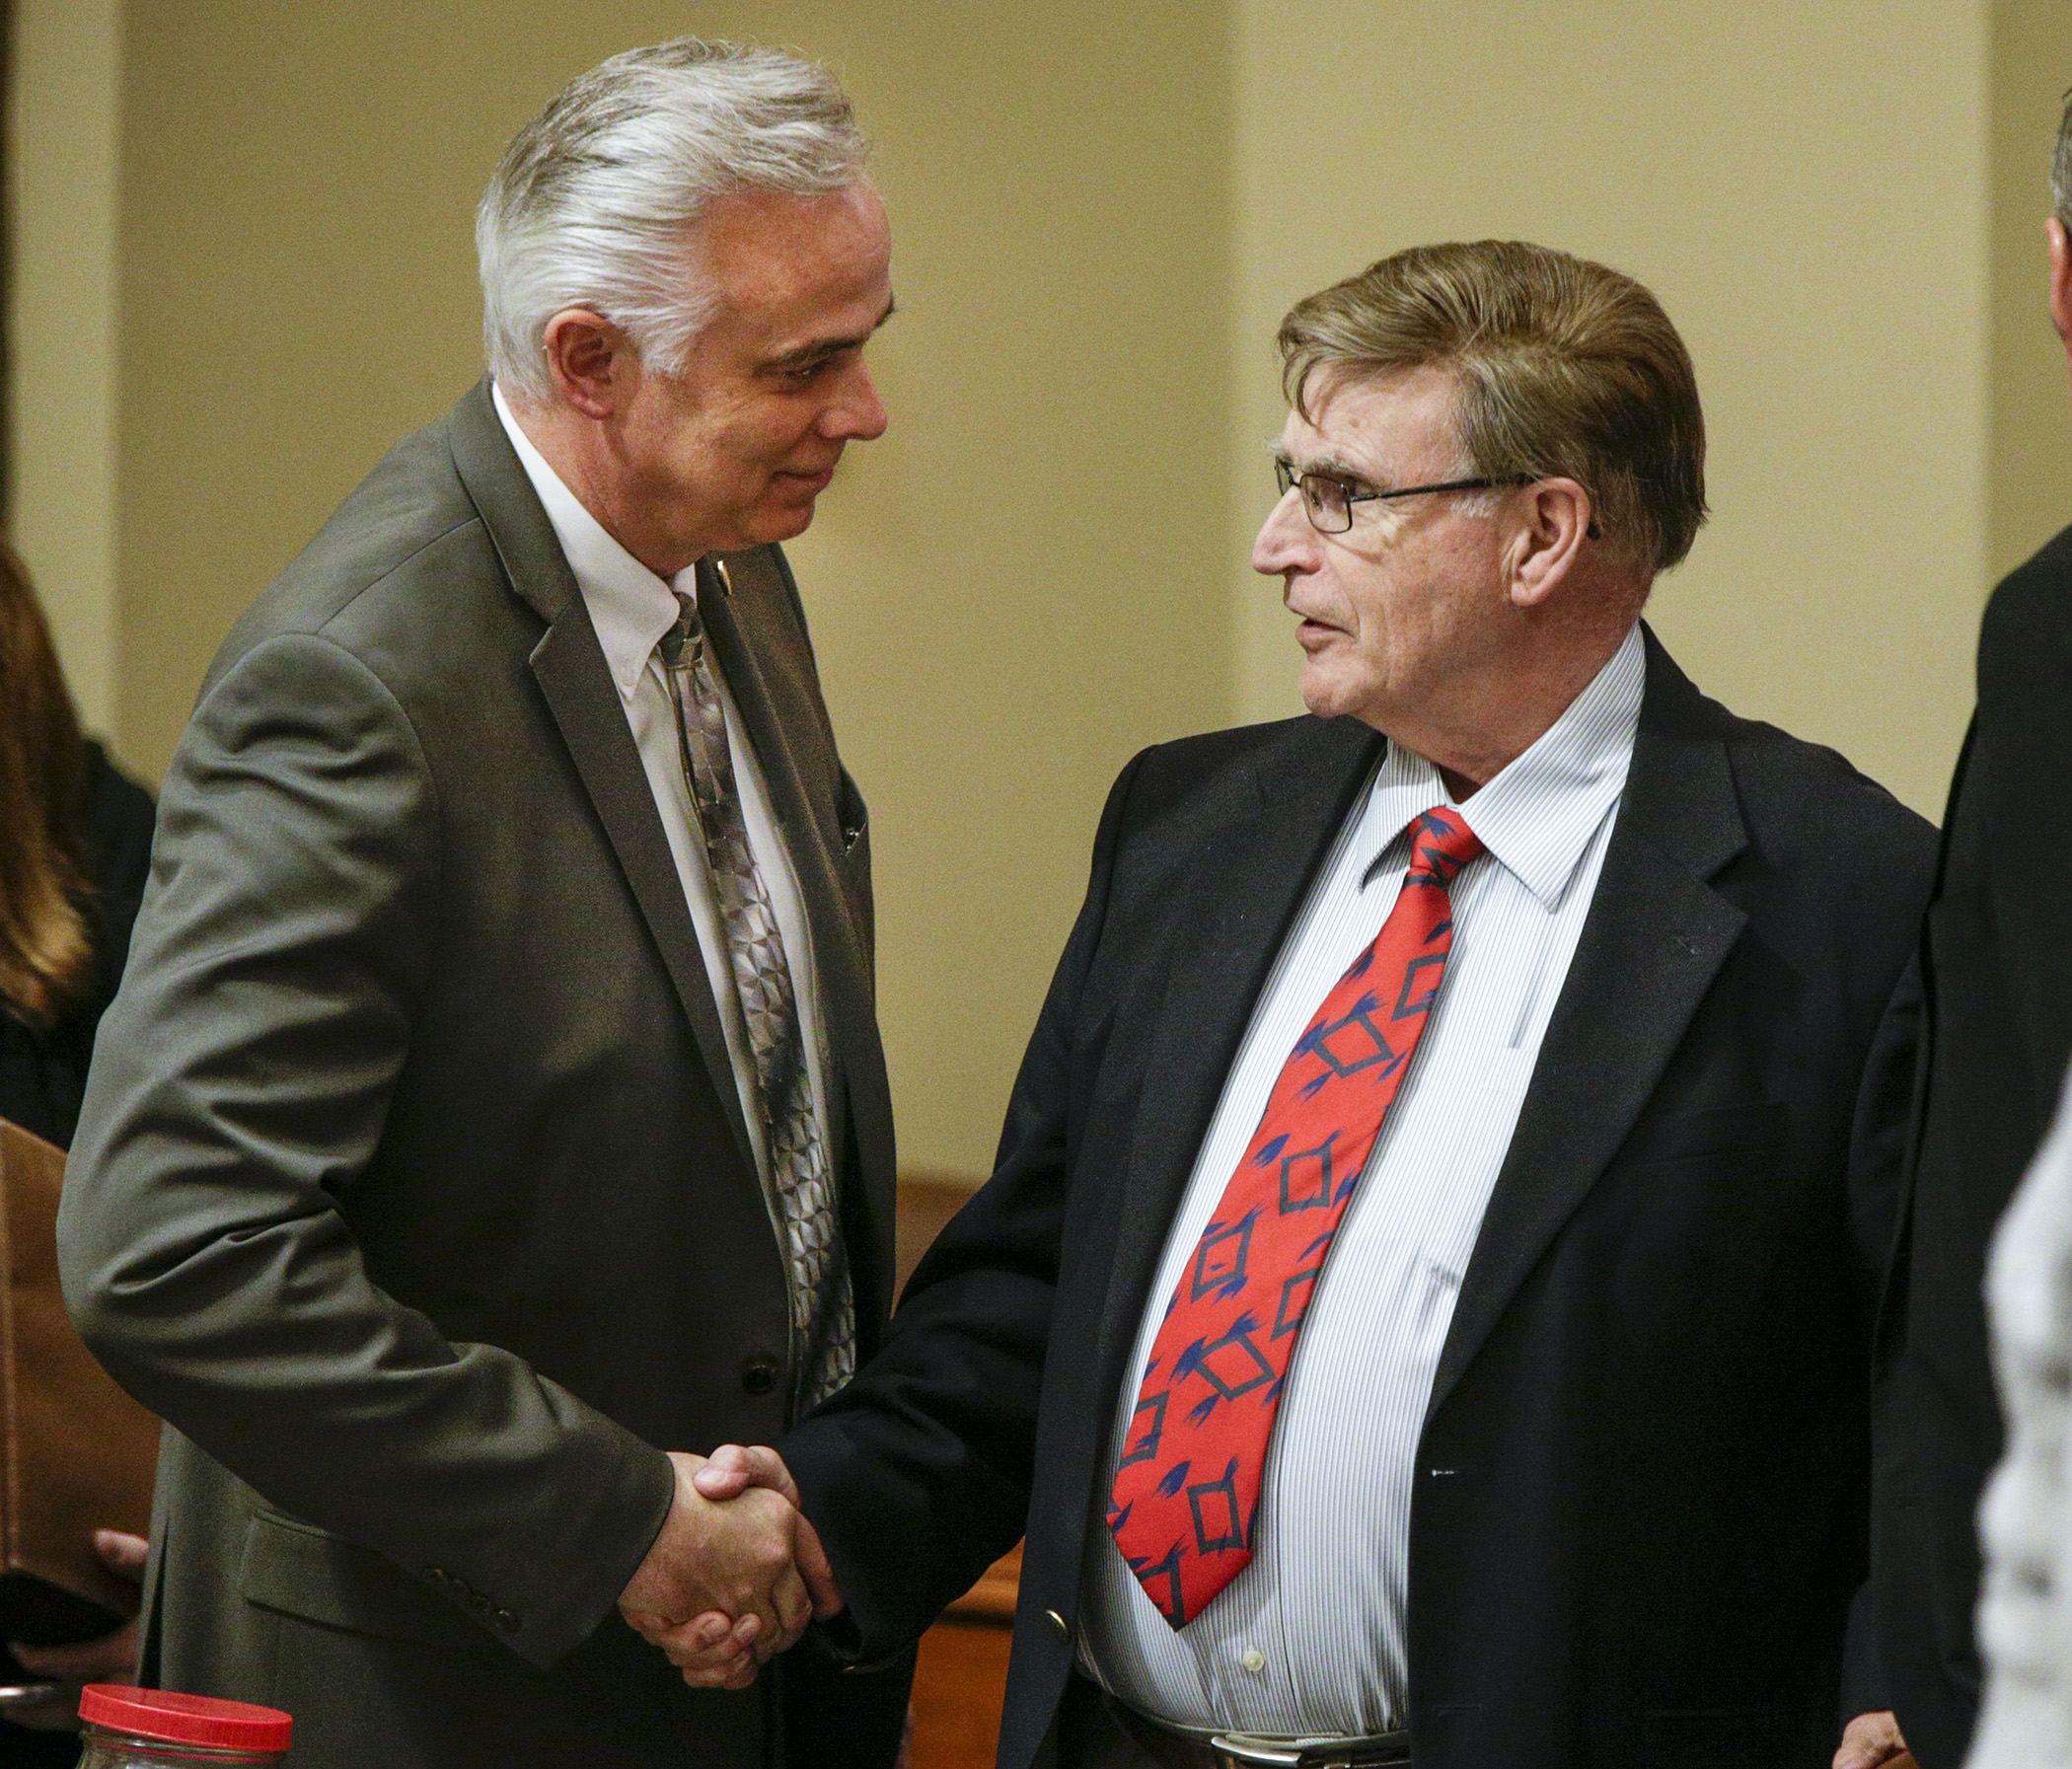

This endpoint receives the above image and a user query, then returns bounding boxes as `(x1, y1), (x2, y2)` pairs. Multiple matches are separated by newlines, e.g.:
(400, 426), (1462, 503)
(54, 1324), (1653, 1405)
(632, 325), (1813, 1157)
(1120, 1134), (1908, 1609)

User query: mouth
(1290, 609), (1346, 647)
(773, 463), (840, 495)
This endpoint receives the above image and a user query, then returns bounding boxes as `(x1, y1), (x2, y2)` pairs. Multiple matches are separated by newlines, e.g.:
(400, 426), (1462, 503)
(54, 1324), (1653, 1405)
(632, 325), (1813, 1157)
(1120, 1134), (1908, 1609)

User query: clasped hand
(618, 1446), (833, 1689)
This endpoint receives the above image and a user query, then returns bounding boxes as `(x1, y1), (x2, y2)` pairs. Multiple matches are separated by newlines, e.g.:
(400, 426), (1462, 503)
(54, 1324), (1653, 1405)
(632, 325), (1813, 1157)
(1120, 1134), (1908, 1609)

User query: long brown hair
(0, 541), (93, 1030)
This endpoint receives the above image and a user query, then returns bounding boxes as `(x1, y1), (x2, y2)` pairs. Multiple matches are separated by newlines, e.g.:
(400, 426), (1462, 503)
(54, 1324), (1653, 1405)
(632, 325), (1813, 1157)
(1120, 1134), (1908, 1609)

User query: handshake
(616, 1444), (831, 1690)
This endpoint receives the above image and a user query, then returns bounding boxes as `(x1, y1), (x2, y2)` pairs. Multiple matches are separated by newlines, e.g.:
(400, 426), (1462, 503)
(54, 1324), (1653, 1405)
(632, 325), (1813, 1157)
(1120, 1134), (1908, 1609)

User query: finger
(656, 1630), (753, 1674)
(691, 1462), (755, 1502)
(769, 1563), (811, 1651)
(630, 1608), (733, 1652)
(649, 1614), (761, 1690)
(94, 1531), (151, 1579)
(697, 1443), (800, 1506)
(12, 1623), (137, 1681)
(793, 1512), (846, 1617)
(1833, 1712), (1909, 1769)
(742, 1585), (794, 1664)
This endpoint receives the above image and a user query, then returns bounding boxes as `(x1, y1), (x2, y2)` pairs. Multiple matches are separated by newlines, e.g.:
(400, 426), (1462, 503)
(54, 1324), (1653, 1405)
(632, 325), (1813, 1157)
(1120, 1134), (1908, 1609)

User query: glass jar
(76, 1685), (292, 1767)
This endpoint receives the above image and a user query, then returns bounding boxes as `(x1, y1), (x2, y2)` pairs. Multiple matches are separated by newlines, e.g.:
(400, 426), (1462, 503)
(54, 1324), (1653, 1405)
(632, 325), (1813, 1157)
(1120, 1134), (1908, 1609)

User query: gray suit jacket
(58, 382), (908, 1768)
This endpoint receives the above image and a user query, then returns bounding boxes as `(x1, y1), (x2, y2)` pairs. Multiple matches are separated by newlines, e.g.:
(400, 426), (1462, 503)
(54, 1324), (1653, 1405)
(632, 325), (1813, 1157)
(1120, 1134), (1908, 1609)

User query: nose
(820, 359), (888, 443)
(1251, 485), (1319, 581)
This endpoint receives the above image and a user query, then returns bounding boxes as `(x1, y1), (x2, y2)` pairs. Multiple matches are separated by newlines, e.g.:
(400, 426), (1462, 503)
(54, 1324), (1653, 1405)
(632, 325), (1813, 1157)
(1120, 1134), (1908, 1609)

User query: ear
(1505, 478), (1592, 611)
(541, 308), (636, 420)
(2049, 218), (2072, 356)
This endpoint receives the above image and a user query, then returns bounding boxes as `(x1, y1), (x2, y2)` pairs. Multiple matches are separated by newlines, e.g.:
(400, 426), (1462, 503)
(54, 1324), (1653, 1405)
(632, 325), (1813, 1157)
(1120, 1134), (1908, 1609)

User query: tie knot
(659, 592), (703, 670)
(1406, 807), (1484, 882)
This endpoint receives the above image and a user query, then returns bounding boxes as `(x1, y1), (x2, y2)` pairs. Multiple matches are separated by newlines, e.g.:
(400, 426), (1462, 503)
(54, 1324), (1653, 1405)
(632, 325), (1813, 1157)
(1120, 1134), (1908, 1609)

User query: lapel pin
(712, 558), (734, 599)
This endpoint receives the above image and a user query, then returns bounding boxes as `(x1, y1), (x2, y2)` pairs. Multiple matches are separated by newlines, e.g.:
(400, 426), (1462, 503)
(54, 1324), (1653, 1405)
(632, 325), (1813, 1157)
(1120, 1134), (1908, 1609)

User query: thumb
(692, 1443), (800, 1505)
(95, 1530), (150, 1581)
(1831, 1711), (1906, 1769)
(793, 1511), (846, 1618)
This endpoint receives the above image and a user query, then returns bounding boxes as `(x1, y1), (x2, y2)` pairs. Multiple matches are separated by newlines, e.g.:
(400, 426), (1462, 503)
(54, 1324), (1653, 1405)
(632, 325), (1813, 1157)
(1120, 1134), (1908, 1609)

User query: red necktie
(1107, 806), (1485, 1628)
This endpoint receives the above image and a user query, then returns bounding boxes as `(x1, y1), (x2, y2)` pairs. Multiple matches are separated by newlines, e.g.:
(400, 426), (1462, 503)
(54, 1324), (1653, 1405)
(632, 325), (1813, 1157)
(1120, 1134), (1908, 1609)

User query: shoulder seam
(305, 513), (485, 640)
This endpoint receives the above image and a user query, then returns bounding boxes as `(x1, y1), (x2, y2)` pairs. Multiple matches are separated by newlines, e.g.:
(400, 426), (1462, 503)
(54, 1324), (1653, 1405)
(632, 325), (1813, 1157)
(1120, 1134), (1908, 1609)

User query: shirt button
(1239, 1648), (1266, 1672)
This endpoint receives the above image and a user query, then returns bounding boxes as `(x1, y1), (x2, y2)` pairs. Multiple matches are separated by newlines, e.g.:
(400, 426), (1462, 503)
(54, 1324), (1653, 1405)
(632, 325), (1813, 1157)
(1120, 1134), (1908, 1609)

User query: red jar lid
(79, 1685), (293, 1752)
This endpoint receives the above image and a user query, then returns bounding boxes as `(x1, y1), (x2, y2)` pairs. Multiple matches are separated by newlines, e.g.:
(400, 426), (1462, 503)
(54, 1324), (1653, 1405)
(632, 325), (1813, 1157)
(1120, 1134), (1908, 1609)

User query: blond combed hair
(1278, 240), (1708, 573)
(0, 542), (92, 1033)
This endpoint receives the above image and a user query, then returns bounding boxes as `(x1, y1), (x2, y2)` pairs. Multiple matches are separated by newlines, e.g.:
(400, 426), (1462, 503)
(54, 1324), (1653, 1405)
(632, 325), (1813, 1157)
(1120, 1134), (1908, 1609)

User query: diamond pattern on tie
(1107, 806), (1485, 1627)
(663, 585), (853, 1409)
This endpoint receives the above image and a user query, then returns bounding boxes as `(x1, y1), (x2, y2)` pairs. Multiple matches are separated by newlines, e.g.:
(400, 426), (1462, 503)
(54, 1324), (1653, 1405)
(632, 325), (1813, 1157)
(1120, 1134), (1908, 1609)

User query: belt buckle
(1209, 1733), (1403, 1769)
(1209, 1737), (1307, 1768)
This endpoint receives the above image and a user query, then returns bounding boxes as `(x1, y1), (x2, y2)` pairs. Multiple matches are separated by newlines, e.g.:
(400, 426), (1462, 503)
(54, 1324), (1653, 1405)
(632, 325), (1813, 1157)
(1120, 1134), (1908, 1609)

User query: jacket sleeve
(1972, 572), (2072, 1116)
(57, 631), (673, 1670)
(782, 747), (1147, 1662)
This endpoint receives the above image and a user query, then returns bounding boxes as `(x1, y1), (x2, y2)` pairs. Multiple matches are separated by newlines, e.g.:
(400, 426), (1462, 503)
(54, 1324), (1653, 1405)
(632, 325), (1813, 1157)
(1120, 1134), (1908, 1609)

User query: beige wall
(1231, 0), (1995, 820)
(1989, 0), (2072, 585)
(7, 0), (121, 732)
(11, 3), (2072, 1182)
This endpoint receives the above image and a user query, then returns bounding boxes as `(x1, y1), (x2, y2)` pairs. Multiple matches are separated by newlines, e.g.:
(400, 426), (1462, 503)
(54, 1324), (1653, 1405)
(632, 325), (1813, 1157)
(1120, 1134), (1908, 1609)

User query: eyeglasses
(1272, 456), (1529, 536)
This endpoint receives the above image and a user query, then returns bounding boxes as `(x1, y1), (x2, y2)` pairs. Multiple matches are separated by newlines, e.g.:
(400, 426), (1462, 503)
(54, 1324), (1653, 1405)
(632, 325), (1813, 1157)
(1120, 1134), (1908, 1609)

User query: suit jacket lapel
(1091, 717), (1385, 1403)
(1426, 629), (1748, 1418)
(445, 380), (757, 1181)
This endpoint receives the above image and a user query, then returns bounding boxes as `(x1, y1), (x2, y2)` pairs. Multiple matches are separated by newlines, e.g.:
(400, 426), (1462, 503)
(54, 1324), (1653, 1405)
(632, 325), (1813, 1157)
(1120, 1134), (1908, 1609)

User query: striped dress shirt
(1078, 625), (1646, 1735)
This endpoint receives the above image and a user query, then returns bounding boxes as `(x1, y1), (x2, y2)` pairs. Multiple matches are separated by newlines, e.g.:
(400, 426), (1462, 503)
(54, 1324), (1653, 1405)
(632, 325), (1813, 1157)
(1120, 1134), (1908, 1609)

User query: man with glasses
(668, 240), (1935, 1769)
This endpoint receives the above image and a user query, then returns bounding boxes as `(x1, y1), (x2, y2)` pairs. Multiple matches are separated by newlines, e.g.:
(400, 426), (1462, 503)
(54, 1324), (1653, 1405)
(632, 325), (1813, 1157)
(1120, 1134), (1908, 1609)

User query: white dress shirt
(1969, 1069), (2072, 1769)
(491, 385), (835, 1226)
(1079, 625), (1647, 1736)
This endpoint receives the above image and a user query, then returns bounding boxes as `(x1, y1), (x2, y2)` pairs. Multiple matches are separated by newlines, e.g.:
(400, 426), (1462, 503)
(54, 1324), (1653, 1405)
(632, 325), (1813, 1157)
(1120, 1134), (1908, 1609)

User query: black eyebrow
(764, 297), (898, 372)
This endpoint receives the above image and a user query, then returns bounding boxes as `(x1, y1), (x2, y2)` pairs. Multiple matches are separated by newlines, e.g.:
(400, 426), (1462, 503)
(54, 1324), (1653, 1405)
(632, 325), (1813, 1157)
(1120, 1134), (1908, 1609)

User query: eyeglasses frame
(1272, 456), (1535, 536)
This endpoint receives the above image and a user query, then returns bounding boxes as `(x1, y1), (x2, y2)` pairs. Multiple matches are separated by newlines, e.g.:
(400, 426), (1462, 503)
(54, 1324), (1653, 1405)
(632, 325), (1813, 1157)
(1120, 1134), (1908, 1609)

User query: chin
(1297, 661), (1354, 719)
(724, 503), (818, 552)
(766, 496), (824, 539)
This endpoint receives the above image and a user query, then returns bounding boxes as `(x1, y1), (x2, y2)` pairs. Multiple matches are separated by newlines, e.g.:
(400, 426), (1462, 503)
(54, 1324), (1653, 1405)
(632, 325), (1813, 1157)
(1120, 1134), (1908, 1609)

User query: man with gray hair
(1860, 86), (2072, 1769)
(682, 241), (1935, 1769)
(58, 37), (906, 1768)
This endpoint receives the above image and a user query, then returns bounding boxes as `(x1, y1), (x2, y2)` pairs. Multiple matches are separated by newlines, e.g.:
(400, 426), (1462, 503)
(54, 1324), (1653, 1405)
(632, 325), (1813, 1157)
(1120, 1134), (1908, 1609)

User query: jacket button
(1045, 1608), (1072, 1645)
(741, 1358), (779, 1396)
(495, 1609), (519, 1632)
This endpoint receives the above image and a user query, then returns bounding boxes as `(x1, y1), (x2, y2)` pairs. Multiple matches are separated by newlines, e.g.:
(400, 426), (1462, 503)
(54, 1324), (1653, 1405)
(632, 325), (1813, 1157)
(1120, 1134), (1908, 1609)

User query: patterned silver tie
(661, 584), (854, 1409)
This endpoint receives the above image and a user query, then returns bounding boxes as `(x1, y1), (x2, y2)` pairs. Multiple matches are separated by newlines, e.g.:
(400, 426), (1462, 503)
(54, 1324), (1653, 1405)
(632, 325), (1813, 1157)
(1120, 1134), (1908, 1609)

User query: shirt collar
(1361, 623), (1646, 909)
(492, 382), (697, 700)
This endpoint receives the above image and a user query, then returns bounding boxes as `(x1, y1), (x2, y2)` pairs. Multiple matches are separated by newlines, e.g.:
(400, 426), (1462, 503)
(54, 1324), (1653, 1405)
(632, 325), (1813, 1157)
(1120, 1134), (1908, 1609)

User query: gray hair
(2056, 86), (2072, 230)
(478, 38), (869, 405)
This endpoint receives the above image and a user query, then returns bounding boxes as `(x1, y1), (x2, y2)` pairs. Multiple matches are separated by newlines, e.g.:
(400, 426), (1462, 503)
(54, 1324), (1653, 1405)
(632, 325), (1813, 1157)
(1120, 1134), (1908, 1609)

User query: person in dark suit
(1851, 89), (2072, 1769)
(0, 540), (154, 1762)
(57, 39), (906, 1769)
(667, 241), (1935, 1769)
